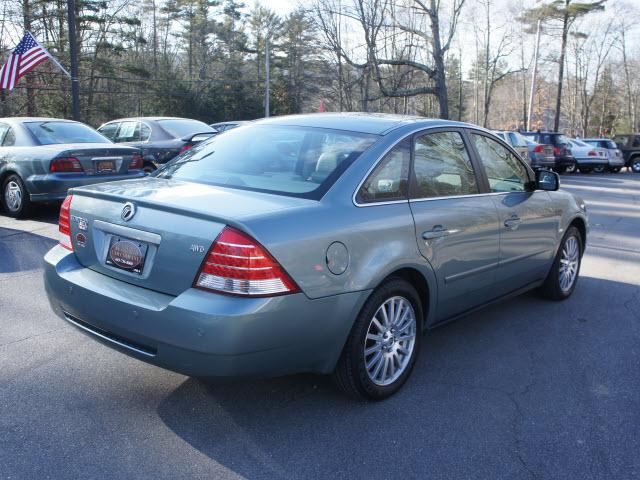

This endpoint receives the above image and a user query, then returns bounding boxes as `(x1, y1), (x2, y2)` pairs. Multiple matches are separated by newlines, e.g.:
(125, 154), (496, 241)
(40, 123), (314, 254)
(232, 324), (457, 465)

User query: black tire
(593, 165), (606, 174)
(609, 167), (621, 173)
(579, 167), (592, 174)
(539, 226), (583, 301)
(2, 174), (33, 218)
(631, 157), (640, 173)
(334, 277), (423, 400)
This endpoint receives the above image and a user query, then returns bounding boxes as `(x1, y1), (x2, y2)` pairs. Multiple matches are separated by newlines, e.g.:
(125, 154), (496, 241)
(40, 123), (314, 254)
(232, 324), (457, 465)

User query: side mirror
(536, 169), (559, 191)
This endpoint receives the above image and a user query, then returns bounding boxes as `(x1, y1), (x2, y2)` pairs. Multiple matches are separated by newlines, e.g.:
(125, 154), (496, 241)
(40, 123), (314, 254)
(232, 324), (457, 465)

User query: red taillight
(130, 153), (143, 170)
(553, 147), (560, 156)
(194, 226), (299, 297)
(50, 157), (83, 173)
(180, 143), (193, 153)
(588, 150), (597, 156)
(533, 145), (543, 153)
(59, 194), (73, 251)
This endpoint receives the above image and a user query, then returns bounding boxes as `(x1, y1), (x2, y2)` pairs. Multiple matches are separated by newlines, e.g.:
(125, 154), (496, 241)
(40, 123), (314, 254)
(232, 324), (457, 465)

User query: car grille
(62, 311), (157, 357)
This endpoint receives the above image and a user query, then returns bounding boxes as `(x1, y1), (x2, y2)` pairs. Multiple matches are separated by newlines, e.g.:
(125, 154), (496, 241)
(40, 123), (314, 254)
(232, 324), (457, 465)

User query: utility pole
(527, 19), (542, 131)
(264, 36), (270, 118)
(66, 0), (80, 120)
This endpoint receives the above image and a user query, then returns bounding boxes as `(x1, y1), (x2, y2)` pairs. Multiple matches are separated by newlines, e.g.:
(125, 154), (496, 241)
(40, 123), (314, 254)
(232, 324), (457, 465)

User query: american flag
(0, 32), (51, 90)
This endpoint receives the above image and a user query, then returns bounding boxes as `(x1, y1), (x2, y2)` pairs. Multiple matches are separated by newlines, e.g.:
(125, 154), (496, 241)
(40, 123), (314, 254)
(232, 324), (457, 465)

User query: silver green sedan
(44, 114), (587, 399)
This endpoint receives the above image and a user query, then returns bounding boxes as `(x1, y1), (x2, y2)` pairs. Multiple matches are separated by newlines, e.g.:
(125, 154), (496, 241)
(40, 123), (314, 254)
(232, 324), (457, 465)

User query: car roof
(1, 117), (80, 123)
(102, 117), (206, 123)
(255, 113), (471, 135)
(583, 138), (612, 141)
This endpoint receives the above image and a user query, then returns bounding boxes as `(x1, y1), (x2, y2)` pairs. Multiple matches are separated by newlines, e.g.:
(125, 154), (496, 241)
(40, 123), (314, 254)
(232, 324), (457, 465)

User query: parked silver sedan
(44, 114), (587, 399)
(0, 117), (144, 217)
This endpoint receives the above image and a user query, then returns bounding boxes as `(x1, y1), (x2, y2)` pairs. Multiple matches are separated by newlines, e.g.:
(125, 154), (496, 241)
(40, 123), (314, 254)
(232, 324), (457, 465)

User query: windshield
(25, 121), (109, 145)
(157, 119), (214, 138)
(156, 124), (378, 199)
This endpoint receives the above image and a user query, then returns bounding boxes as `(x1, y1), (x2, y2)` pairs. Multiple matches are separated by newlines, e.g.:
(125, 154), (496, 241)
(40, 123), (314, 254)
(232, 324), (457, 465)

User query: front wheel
(631, 157), (640, 173)
(564, 163), (577, 174)
(539, 226), (583, 301)
(2, 174), (32, 218)
(593, 165), (606, 174)
(334, 278), (422, 400)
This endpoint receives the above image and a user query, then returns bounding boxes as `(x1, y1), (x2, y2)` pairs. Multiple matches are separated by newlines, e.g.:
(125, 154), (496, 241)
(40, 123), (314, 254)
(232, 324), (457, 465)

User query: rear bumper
(574, 158), (607, 167)
(43, 246), (368, 378)
(27, 171), (145, 203)
(608, 157), (625, 167)
(530, 156), (555, 169)
(555, 156), (576, 168)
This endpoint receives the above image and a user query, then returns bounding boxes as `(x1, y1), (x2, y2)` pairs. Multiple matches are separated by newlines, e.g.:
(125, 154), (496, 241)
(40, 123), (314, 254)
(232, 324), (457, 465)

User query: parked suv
(583, 138), (625, 173)
(521, 132), (577, 173)
(611, 134), (640, 173)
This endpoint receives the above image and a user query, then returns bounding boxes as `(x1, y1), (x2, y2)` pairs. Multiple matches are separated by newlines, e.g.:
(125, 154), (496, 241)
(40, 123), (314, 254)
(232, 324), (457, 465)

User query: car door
(408, 129), (500, 321)
(468, 131), (559, 294)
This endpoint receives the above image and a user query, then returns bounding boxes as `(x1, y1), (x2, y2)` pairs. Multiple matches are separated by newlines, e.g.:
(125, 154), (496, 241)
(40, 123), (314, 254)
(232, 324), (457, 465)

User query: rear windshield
(508, 132), (528, 147)
(585, 140), (616, 149)
(157, 119), (214, 138)
(156, 124), (378, 199)
(25, 121), (108, 145)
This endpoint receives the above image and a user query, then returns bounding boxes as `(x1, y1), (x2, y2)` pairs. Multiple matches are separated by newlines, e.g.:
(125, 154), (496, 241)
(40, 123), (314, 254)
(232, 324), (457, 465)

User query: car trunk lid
(44, 143), (140, 174)
(67, 178), (312, 296)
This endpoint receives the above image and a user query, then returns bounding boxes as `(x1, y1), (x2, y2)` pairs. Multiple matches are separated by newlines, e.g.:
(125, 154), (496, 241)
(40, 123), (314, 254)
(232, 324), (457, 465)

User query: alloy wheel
(4, 180), (22, 212)
(565, 163), (577, 174)
(364, 296), (417, 386)
(559, 236), (580, 292)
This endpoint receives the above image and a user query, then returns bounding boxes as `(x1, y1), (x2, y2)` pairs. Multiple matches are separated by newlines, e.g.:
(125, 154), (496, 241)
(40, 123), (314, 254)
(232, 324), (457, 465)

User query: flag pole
(66, 0), (80, 121)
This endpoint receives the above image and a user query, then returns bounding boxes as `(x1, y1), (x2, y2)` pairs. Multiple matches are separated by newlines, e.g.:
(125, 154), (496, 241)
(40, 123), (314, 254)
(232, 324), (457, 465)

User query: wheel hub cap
(559, 236), (579, 292)
(4, 181), (22, 211)
(364, 296), (417, 386)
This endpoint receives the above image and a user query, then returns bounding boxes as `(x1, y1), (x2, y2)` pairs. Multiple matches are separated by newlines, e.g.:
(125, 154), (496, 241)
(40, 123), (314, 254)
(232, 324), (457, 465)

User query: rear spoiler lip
(67, 187), (241, 226)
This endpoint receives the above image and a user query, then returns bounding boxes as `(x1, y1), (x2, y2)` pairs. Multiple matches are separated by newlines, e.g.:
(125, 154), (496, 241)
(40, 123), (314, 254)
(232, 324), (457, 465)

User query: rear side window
(115, 121), (140, 142)
(157, 124), (378, 200)
(157, 119), (214, 138)
(3, 127), (15, 146)
(412, 131), (478, 199)
(471, 133), (529, 193)
(357, 139), (410, 203)
(0, 123), (9, 146)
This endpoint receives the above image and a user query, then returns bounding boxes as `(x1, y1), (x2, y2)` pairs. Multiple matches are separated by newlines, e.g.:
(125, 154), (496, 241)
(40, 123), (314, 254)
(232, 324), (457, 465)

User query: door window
(471, 133), (529, 193)
(357, 139), (410, 203)
(412, 131), (478, 199)
(98, 122), (119, 140)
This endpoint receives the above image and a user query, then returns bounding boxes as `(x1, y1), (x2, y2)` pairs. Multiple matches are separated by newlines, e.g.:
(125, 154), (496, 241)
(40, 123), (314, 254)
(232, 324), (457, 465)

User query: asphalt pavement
(1, 172), (639, 479)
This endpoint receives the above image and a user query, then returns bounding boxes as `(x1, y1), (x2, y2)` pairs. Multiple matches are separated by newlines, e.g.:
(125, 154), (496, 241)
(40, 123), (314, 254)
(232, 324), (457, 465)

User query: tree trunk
(553, 3), (570, 132)
(428, 1), (449, 119)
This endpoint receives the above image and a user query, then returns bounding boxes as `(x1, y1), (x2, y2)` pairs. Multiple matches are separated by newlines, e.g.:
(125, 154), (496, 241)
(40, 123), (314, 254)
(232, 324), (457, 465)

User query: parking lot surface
(1, 173), (639, 479)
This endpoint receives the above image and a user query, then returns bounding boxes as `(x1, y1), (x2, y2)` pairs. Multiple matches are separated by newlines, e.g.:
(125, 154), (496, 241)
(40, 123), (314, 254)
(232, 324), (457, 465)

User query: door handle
(422, 225), (452, 240)
(504, 214), (522, 230)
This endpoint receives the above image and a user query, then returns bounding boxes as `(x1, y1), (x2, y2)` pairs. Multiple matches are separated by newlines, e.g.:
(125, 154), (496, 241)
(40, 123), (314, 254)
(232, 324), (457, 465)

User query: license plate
(105, 236), (148, 275)
(96, 160), (115, 173)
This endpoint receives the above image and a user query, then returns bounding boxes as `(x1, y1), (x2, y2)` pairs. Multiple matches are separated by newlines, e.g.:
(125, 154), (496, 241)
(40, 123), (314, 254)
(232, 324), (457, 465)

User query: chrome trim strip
(498, 248), (550, 267)
(93, 220), (161, 244)
(352, 124), (536, 208)
(62, 313), (156, 358)
(444, 261), (499, 284)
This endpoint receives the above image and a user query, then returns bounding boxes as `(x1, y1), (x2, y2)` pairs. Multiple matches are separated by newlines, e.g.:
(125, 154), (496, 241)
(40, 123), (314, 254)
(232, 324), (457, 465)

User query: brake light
(194, 226), (299, 297)
(50, 157), (83, 173)
(130, 153), (143, 170)
(533, 145), (543, 153)
(180, 143), (193, 153)
(58, 194), (73, 250)
(588, 150), (597, 156)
